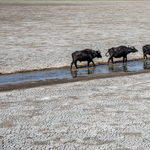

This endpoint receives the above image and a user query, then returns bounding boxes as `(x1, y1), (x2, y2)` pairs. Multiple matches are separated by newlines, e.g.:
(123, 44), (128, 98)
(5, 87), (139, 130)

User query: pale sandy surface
(0, 1), (150, 74)
(1, 2), (150, 150)
(1, 73), (150, 149)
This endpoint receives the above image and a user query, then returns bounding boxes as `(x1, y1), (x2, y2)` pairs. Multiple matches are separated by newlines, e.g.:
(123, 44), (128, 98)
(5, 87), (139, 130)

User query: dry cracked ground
(1, 1), (150, 150)
(1, 73), (150, 149)
(1, 1), (150, 74)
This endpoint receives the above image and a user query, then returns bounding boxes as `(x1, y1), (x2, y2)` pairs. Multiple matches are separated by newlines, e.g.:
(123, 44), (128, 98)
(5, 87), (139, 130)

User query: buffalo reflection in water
(70, 67), (95, 78)
(108, 63), (128, 72)
(70, 60), (150, 78)
(143, 60), (150, 69)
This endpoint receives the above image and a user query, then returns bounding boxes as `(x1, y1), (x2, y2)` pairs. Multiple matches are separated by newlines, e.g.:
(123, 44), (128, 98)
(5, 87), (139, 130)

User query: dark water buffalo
(70, 49), (102, 69)
(105, 46), (138, 64)
(142, 45), (150, 59)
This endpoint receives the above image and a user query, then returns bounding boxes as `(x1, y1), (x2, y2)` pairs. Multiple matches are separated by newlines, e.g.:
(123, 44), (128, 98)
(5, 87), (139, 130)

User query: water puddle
(0, 59), (150, 85)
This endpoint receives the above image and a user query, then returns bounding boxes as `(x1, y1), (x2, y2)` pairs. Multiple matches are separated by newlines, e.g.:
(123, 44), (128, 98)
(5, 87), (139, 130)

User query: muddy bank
(0, 1), (149, 74)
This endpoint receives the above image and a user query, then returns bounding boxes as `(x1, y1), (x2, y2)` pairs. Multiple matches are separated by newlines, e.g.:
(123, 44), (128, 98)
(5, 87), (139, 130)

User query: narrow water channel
(0, 59), (150, 85)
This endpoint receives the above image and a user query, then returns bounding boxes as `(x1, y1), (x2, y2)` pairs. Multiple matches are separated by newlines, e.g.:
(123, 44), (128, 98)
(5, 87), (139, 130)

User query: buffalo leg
(108, 57), (111, 64)
(123, 57), (125, 63)
(146, 55), (148, 59)
(88, 61), (90, 67)
(88, 60), (95, 67)
(144, 54), (147, 59)
(111, 57), (114, 64)
(108, 56), (114, 64)
(143, 51), (148, 59)
(70, 61), (74, 69)
(74, 61), (78, 69)
(91, 60), (95, 67)
(123, 57), (127, 63)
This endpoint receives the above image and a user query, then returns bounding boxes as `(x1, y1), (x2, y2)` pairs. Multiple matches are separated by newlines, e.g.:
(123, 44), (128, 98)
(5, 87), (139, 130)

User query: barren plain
(0, 1), (150, 74)
(1, 1), (150, 150)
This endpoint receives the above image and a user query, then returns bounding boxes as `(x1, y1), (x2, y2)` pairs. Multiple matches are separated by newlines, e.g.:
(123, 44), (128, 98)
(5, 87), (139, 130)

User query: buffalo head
(96, 50), (102, 58)
(128, 46), (138, 53)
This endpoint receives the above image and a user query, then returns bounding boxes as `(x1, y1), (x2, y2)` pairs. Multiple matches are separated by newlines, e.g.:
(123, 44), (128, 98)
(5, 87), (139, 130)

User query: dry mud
(0, 1), (150, 74)
(1, 73), (150, 149)
(1, 1), (150, 150)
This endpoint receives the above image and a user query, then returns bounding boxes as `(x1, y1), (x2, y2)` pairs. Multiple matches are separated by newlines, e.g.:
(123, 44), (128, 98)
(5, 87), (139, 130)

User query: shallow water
(0, 59), (150, 85)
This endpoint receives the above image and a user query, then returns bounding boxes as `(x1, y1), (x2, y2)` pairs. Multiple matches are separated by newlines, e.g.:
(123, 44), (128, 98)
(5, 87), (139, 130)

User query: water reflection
(88, 68), (95, 74)
(70, 59), (150, 78)
(1, 59), (150, 85)
(123, 64), (128, 72)
(108, 63), (128, 72)
(70, 70), (78, 78)
(143, 60), (150, 69)
(70, 67), (95, 78)
(144, 61), (147, 69)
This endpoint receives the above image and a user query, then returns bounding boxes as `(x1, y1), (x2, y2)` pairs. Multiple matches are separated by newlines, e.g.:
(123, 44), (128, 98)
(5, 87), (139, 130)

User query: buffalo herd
(70, 45), (150, 69)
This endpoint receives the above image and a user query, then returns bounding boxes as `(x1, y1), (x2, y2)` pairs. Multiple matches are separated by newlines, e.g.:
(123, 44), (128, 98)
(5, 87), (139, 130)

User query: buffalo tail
(105, 51), (109, 57)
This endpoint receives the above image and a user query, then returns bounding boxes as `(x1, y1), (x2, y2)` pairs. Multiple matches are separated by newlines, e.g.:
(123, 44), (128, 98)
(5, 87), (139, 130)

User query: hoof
(142, 59), (147, 62)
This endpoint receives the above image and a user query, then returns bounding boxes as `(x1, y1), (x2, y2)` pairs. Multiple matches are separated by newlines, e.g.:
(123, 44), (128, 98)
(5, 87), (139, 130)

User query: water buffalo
(70, 49), (102, 69)
(105, 46), (138, 64)
(142, 45), (150, 59)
